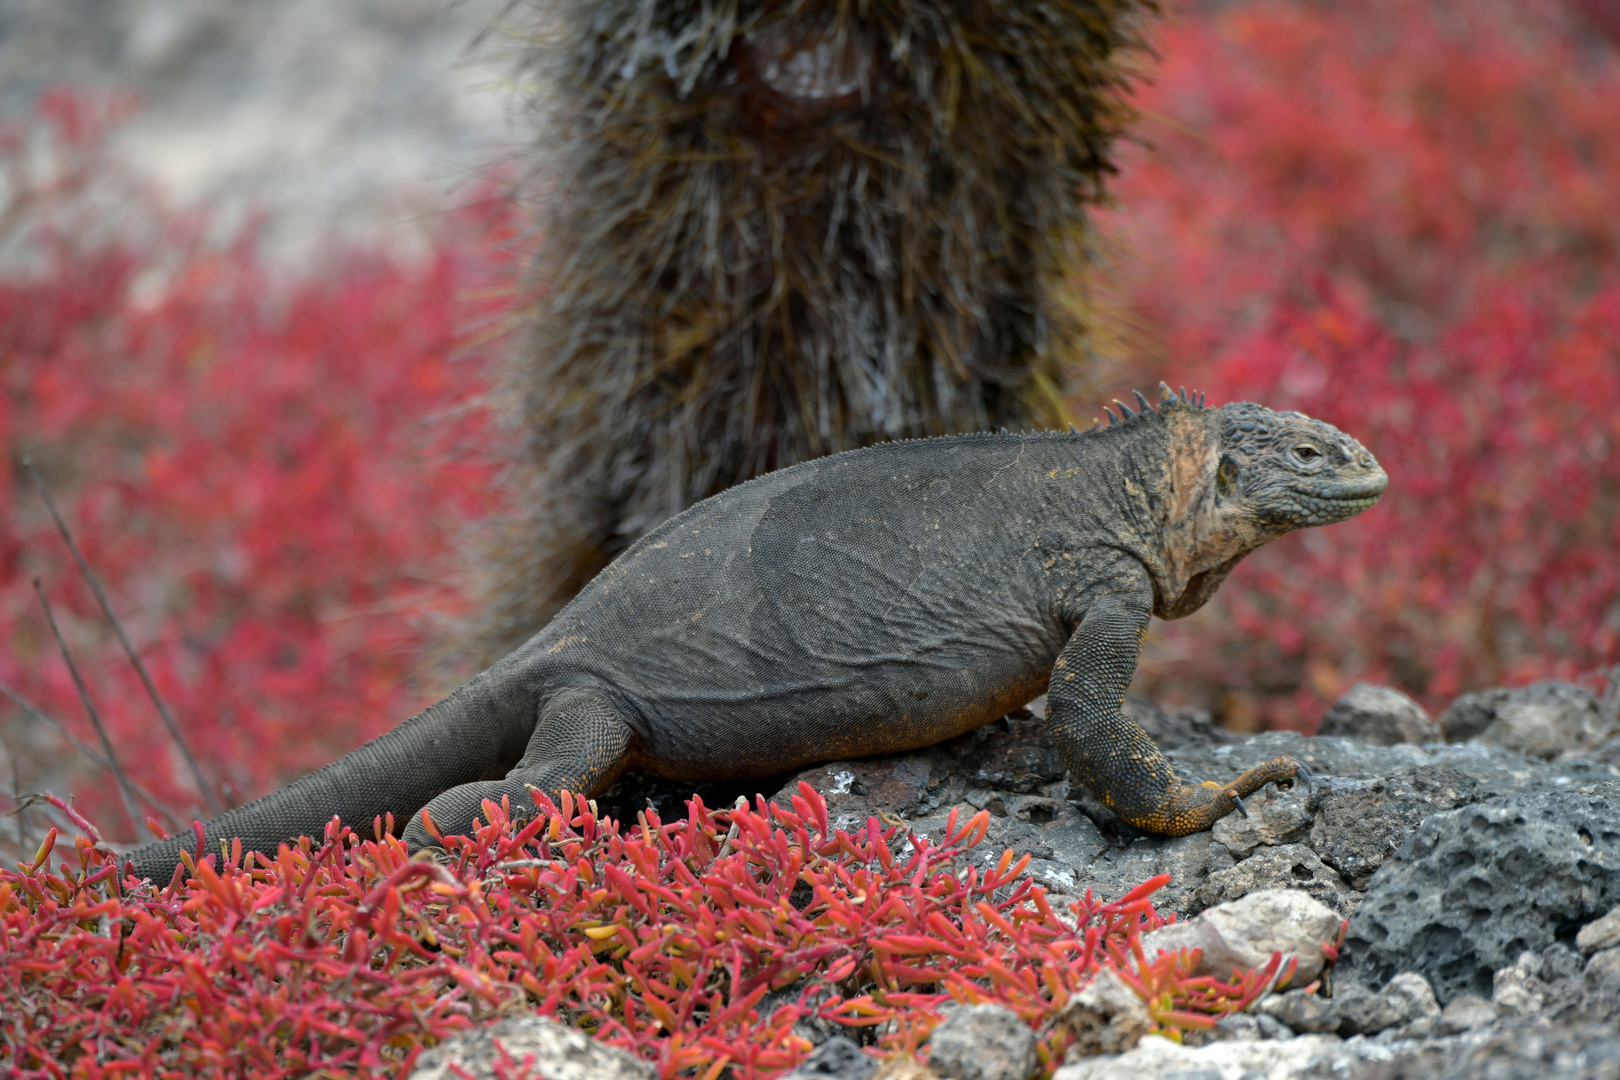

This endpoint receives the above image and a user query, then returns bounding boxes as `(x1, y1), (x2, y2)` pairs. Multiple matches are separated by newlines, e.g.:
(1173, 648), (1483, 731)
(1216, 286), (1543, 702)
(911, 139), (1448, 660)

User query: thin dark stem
(32, 578), (142, 835)
(0, 679), (178, 832)
(1, 730), (27, 858)
(23, 455), (219, 813)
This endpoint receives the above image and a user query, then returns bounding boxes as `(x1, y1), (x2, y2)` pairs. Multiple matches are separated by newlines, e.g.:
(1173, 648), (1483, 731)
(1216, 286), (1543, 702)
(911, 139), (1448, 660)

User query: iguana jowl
(127, 385), (1386, 880)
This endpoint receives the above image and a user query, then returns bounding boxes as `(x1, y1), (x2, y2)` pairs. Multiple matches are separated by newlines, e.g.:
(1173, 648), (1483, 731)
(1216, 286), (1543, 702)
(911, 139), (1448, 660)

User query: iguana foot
(1129, 755), (1307, 836)
(410, 844), (452, 866)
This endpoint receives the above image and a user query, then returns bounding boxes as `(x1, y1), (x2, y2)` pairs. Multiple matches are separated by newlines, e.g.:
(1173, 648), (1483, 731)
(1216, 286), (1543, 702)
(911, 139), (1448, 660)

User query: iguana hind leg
(402, 688), (634, 850)
(1048, 579), (1305, 837)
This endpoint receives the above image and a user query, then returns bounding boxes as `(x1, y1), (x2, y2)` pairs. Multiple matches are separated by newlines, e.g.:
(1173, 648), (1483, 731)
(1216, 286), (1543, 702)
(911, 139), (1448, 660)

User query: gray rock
(776, 715), (1619, 935)
(1142, 889), (1342, 985)
(1194, 843), (1358, 918)
(1257, 989), (1341, 1033)
(1437, 994), (1497, 1034)
(960, 714), (1070, 795)
(780, 1037), (875, 1080)
(1060, 969), (1154, 1056)
(1588, 733), (1620, 768)
(1166, 730), (1618, 799)
(1309, 768), (1482, 889)
(1081, 830), (1236, 916)
(1336, 972), (1441, 1036)
(1586, 947), (1620, 1004)
(1339, 785), (1620, 1003)
(1341, 1018), (1620, 1080)
(1318, 683), (1439, 746)
(791, 757), (936, 834)
(1210, 782), (1316, 859)
(1196, 1011), (1294, 1043)
(410, 1016), (657, 1080)
(1577, 905), (1620, 955)
(914, 785), (1118, 902)
(926, 1004), (1037, 1080)
(1542, 940), (1586, 982)
(1439, 681), (1615, 760)
(1254, 974), (1439, 1038)
(1054, 1033), (1384, 1080)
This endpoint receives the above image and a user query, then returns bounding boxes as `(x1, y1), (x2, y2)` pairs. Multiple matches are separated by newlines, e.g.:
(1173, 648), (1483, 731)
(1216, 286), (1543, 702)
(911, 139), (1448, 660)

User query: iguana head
(1213, 400), (1387, 530)
(1144, 384), (1387, 619)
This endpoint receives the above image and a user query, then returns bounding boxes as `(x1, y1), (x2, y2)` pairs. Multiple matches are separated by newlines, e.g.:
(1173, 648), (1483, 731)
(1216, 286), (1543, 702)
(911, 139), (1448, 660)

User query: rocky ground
(433, 677), (1620, 1080)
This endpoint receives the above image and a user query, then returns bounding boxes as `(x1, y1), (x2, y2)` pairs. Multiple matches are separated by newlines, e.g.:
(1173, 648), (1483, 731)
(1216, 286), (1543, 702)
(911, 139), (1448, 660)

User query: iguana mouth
(1294, 476), (1389, 502)
(1272, 474), (1387, 526)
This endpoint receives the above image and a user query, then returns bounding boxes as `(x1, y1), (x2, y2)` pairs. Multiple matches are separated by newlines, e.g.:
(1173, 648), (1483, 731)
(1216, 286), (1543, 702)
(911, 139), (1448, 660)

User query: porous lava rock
(1209, 781), (1316, 859)
(1338, 785), (1620, 1003)
(1308, 768), (1482, 888)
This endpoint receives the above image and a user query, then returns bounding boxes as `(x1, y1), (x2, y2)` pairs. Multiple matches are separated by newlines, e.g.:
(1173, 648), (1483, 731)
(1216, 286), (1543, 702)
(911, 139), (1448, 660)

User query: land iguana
(126, 385), (1386, 881)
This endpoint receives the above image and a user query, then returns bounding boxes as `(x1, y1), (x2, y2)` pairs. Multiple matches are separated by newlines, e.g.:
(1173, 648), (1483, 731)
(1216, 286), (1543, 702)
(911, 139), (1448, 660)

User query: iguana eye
(1292, 445), (1322, 463)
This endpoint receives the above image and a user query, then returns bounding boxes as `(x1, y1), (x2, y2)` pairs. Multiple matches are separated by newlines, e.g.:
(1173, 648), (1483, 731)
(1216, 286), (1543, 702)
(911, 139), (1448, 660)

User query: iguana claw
(1292, 761), (1317, 795)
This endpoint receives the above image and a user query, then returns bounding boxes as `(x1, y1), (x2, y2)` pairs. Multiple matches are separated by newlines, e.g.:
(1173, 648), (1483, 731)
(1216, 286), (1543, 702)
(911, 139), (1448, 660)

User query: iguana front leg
(1047, 575), (1302, 836)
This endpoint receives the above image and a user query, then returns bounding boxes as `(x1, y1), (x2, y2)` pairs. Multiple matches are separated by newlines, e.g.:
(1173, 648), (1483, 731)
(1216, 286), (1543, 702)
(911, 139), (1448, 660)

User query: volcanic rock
(1338, 785), (1620, 1003)
(1318, 683), (1439, 746)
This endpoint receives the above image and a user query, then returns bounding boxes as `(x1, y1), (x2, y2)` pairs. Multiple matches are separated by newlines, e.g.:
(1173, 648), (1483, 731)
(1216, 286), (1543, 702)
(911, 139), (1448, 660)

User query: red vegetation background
(1109, 0), (1620, 727)
(2, 0), (1618, 839)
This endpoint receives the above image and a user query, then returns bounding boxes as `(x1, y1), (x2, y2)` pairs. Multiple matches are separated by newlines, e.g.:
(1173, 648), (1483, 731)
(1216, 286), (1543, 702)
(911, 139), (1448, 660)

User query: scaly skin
(126, 384), (1386, 879)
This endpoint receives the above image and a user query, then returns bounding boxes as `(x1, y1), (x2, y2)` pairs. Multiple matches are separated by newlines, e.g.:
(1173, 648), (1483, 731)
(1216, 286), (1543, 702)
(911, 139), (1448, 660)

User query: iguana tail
(124, 660), (537, 883)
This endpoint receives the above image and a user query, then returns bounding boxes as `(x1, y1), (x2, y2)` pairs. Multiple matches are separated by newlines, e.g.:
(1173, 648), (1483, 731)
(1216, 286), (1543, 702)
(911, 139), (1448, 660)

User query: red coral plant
(1, 784), (1294, 1079)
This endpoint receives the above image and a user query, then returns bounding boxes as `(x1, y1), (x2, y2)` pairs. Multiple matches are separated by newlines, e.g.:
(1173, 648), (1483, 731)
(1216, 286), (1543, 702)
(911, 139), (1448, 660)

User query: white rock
(1380, 972), (1441, 1036)
(411, 1016), (657, 1080)
(1490, 952), (1547, 1018)
(1438, 994), (1497, 1034)
(1054, 1034), (1382, 1080)
(1141, 889), (1342, 985)
(1576, 905), (1620, 955)
(1060, 968), (1154, 1055)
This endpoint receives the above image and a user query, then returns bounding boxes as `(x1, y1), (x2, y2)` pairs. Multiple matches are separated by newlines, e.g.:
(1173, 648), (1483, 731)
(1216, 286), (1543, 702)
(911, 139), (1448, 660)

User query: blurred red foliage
(0, 92), (517, 842)
(1, 785), (1295, 1078)
(1106, 0), (1620, 727)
